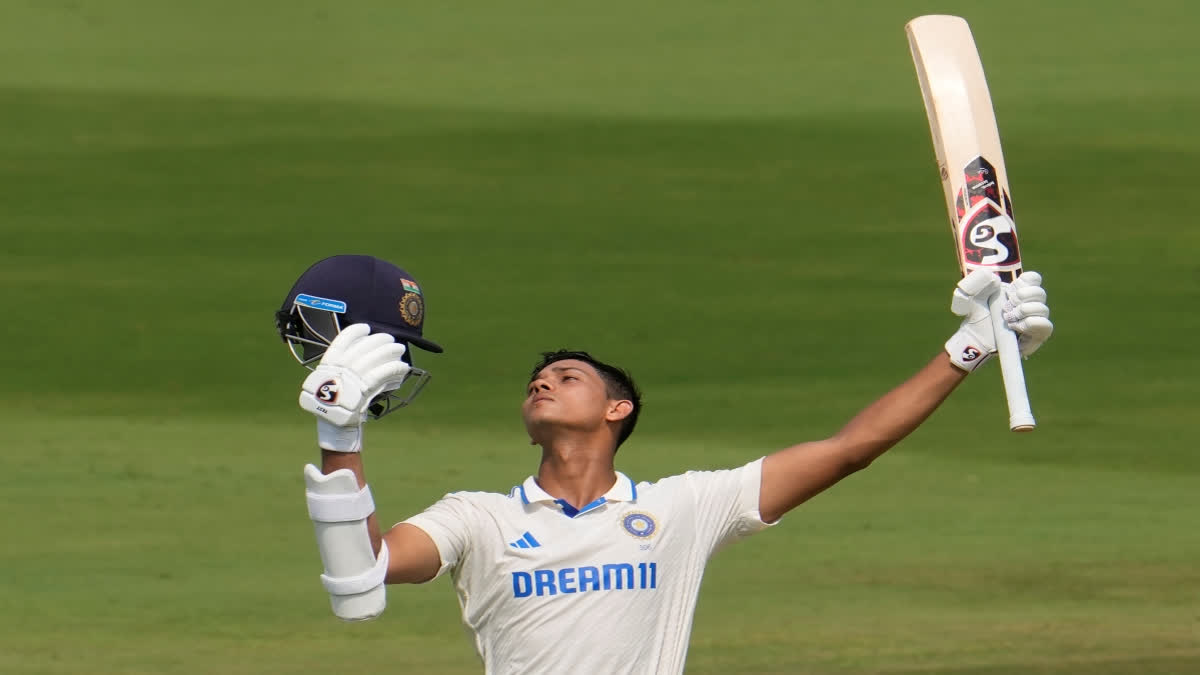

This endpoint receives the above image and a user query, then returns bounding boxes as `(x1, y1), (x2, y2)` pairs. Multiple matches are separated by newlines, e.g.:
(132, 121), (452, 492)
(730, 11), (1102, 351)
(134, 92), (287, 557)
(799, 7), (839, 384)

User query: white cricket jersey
(403, 457), (774, 674)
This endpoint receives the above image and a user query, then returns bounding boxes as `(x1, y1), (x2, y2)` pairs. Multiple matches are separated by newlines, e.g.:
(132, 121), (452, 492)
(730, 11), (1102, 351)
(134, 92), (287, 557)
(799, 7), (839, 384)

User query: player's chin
(522, 408), (556, 433)
(523, 409), (594, 439)
(524, 408), (562, 429)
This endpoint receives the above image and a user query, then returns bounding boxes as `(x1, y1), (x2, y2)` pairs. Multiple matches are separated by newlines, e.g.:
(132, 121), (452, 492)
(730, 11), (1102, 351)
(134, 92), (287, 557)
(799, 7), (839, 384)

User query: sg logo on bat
(962, 209), (1021, 269)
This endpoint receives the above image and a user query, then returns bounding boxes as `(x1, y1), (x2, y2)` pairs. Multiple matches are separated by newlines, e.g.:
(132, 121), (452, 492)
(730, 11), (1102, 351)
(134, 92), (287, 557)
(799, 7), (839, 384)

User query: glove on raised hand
(299, 323), (412, 452)
(945, 270), (1053, 372)
(1001, 271), (1053, 358)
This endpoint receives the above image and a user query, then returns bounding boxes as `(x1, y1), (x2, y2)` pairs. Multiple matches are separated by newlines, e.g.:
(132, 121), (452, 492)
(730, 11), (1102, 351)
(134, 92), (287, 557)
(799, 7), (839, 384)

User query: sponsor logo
(511, 562), (659, 598)
(509, 532), (541, 549)
(622, 512), (657, 539)
(295, 294), (347, 313)
(962, 347), (982, 362)
(961, 208), (1021, 268)
(963, 156), (1001, 203)
(399, 292), (423, 326)
(316, 380), (339, 403)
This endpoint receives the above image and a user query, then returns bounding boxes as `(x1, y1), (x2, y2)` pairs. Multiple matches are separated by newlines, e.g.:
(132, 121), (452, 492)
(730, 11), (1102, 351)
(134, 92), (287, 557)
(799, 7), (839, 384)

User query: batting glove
(299, 323), (412, 452)
(1001, 271), (1053, 358)
(945, 270), (1053, 372)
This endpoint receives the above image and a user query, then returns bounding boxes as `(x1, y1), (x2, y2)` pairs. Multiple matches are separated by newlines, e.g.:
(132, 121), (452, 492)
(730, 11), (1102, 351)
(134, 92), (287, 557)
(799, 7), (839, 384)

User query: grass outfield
(3, 417), (1198, 674)
(2, 1), (1198, 673)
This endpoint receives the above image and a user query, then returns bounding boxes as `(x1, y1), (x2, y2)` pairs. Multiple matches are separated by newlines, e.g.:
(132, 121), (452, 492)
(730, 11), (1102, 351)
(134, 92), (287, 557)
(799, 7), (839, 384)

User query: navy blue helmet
(277, 255), (443, 416)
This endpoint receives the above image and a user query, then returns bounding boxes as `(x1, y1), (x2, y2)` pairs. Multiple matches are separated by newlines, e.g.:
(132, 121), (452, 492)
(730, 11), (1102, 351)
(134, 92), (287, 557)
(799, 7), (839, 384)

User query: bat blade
(907, 15), (1035, 431)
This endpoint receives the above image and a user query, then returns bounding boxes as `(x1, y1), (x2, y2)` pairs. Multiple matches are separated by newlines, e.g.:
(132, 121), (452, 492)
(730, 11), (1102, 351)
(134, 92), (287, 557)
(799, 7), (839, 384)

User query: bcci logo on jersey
(622, 512), (657, 538)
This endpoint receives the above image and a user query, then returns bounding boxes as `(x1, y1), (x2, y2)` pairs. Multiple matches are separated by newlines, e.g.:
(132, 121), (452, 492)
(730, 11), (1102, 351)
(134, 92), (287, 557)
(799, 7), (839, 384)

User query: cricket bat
(906, 15), (1035, 432)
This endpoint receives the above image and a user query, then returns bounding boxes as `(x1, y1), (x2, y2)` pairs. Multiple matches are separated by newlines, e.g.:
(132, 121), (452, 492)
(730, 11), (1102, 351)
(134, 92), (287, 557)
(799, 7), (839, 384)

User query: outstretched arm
(300, 324), (446, 621)
(759, 353), (963, 523)
(758, 270), (1053, 523)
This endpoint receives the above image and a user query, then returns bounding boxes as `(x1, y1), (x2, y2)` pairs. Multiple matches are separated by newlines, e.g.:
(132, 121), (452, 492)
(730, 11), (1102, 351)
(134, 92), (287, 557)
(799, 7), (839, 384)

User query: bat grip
(989, 294), (1035, 432)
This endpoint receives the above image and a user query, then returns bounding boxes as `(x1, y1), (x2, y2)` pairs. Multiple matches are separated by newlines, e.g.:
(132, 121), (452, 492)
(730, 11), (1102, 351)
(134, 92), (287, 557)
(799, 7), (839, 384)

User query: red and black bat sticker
(954, 157), (1021, 270)
(956, 156), (1003, 219)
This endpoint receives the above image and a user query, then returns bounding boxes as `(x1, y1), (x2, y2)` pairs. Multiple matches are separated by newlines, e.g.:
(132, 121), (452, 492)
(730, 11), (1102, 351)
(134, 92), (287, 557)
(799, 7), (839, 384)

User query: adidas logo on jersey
(509, 531), (541, 549)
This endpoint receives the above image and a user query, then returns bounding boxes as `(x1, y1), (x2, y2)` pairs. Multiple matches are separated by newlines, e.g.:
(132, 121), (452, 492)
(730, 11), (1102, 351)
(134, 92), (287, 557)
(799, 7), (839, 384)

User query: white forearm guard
(304, 464), (388, 621)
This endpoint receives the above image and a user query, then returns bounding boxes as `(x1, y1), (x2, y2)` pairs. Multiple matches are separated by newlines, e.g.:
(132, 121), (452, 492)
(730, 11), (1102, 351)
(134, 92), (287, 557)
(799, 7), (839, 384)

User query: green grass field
(2, 1), (1198, 673)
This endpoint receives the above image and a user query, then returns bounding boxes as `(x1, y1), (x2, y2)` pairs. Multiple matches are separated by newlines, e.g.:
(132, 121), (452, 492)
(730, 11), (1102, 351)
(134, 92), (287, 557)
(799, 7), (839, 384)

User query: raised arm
(299, 324), (444, 621)
(319, 450), (442, 584)
(759, 271), (1053, 523)
(760, 353), (963, 522)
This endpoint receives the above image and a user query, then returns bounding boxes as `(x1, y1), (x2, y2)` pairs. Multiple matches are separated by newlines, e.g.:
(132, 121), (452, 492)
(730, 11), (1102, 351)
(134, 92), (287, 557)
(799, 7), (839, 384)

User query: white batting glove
(945, 270), (1002, 372)
(299, 323), (412, 452)
(1001, 271), (1053, 358)
(945, 270), (1053, 372)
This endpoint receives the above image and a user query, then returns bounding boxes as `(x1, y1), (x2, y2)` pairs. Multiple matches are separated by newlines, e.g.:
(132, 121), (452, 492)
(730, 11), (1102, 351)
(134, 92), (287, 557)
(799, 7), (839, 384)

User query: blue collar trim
(554, 495), (608, 518)
(511, 472), (638, 516)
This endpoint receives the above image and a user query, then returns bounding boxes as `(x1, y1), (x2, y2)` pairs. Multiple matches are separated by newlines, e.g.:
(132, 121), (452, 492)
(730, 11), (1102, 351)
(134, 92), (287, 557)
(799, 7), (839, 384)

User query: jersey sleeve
(400, 493), (477, 580)
(682, 456), (776, 556)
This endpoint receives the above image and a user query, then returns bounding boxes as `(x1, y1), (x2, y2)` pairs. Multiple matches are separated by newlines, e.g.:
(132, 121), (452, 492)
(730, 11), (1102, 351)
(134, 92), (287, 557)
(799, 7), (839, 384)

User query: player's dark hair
(529, 350), (642, 452)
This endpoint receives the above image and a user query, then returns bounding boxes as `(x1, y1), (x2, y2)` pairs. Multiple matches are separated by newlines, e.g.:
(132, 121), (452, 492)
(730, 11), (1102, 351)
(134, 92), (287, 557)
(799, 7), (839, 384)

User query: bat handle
(989, 294), (1035, 432)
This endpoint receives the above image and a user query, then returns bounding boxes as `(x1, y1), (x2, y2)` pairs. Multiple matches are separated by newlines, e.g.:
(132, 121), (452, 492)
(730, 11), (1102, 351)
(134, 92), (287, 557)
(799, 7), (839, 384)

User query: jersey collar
(516, 471), (638, 518)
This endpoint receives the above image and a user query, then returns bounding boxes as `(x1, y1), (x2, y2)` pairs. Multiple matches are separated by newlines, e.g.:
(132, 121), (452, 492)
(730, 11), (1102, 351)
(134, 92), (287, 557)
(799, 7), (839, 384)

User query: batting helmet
(276, 254), (443, 416)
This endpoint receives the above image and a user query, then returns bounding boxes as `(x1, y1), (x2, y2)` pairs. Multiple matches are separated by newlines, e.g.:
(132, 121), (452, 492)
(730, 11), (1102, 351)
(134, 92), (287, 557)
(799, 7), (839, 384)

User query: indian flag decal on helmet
(401, 279), (421, 295)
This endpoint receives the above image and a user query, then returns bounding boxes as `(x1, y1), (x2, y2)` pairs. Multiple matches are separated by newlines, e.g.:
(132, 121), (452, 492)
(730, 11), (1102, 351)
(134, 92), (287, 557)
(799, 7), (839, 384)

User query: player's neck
(535, 438), (617, 510)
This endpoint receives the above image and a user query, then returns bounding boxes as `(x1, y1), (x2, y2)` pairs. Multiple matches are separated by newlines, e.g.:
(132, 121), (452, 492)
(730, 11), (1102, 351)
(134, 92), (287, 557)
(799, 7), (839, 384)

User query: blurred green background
(1, 1), (1197, 673)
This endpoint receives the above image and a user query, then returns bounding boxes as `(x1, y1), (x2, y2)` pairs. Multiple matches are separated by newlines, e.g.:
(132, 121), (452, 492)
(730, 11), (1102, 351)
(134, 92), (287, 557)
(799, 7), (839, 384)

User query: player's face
(523, 360), (614, 441)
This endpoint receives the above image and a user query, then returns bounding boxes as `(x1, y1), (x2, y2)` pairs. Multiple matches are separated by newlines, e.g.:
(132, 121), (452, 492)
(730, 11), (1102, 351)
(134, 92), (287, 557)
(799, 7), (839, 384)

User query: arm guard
(304, 464), (388, 621)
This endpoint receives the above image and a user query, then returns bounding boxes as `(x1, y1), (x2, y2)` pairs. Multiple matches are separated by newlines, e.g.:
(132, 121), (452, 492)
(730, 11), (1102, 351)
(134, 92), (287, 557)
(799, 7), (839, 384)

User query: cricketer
(276, 254), (1053, 674)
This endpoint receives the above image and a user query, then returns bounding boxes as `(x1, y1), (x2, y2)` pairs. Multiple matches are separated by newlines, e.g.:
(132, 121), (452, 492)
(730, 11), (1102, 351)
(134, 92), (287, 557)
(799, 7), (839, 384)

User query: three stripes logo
(509, 531), (541, 549)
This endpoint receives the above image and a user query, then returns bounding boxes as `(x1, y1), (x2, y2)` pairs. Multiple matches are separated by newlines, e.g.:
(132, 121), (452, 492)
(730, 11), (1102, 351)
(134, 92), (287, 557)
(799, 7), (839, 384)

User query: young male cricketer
(281, 254), (1053, 674)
